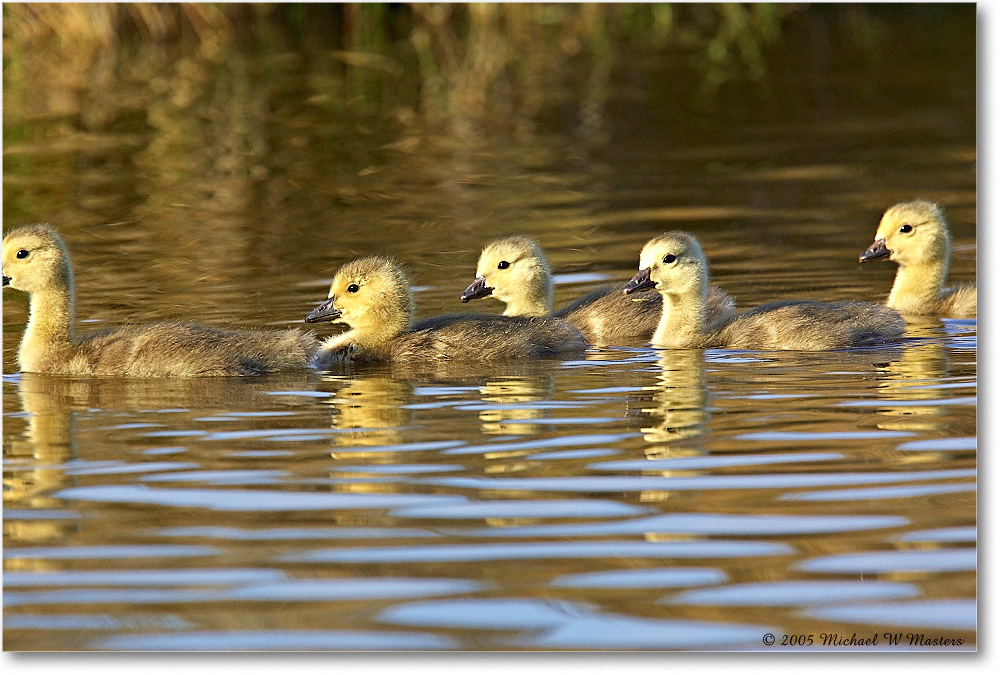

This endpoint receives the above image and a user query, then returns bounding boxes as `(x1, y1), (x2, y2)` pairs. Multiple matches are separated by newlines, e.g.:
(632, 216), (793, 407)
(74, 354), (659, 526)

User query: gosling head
(2, 224), (72, 294)
(624, 231), (707, 298)
(460, 236), (551, 316)
(860, 200), (951, 267)
(305, 256), (414, 340)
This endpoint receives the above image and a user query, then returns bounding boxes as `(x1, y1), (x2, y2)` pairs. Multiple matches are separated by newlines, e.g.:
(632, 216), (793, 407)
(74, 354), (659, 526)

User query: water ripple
(4, 545), (219, 560)
(390, 498), (649, 520)
(551, 567), (727, 589)
(442, 433), (638, 456)
(782, 482), (975, 502)
(801, 599), (976, 632)
(422, 468), (976, 492)
(587, 451), (842, 471)
(4, 568), (286, 587)
(665, 580), (919, 606)
(284, 539), (793, 564)
(443, 513), (907, 538)
(54, 485), (469, 512)
(157, 526), (437, 540)
(95, 629), (457, 650)
(797, 548), (976, 574)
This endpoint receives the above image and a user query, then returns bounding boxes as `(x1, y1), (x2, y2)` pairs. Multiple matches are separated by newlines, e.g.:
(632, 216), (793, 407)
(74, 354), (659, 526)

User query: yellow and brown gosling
(859, 200), (976, 318)
(625, 231), (905, 350)
(307, 255), (587, 367)
(2, 224), (317, 376)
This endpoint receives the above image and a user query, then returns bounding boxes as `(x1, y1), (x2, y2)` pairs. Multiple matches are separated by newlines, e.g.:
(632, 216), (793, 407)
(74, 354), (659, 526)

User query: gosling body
(460, 235), (735, 345)
(625, 231), (905, 350)
(860, 200), (976, 318)
(2, 224), (317, 377)
(308, 256), (586, 367)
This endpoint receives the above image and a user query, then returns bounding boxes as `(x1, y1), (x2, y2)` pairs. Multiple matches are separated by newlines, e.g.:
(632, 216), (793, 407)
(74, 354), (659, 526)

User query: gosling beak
(460, 276), (493, 303)
(623, 268), (655, 295)
(305, 297), (342, 323)
(2, 275), (9, 287)
(859, 238), (891, 263)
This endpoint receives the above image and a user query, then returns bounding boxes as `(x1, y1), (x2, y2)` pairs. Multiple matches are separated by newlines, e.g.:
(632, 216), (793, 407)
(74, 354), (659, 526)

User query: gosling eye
(497, 260), (510, 270)
(346, 283), (360, 293)
(662, 254), (676, 264)
(16, 249), (29, 259)
(899, 224), (913, 233)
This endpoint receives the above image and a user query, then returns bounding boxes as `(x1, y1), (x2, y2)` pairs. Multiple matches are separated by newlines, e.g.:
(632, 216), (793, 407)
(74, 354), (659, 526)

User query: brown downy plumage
(2, 224), (317, 376)
(460, 235), (736, 345)
(624, 231), (905, 350)
(859, 200), (976, 318)
(307, 255), (586, 367)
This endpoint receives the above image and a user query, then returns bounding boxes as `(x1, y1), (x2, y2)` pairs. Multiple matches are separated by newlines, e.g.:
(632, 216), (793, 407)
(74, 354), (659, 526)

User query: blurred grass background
(2, 2), (888, 115)
(2, 3), (974, 245)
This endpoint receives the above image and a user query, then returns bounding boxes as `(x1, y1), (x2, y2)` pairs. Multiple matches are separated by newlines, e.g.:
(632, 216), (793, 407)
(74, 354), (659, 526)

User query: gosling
(624, 231), (905, 350)
(460, 235), (736, 345)
(305, 255), (587, 367)
(2, 224), (318, 376)
(859, 200), (976, 318)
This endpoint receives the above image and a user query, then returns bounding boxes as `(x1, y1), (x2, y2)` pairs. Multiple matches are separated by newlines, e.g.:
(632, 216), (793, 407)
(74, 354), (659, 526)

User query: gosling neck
(886, 257), (949, 313)
(652, 282), (706, 348)
(497, 280), (551, 317)
(319, 312), (409, 360)
(20, 273), (75, 371)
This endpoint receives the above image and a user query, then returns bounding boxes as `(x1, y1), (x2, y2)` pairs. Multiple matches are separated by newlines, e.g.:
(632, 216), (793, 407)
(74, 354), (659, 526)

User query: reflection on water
(3, 329), (976, 650)
(872, 321), (960, 434)
(637, 350), (709, 450)
(322, 374), (413, 448)
(3, 5), (975, 652)
(476, 374), (554, 436)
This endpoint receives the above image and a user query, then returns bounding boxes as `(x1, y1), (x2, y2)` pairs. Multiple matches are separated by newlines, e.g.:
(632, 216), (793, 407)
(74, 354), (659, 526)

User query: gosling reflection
(635, 350), (709, 456)
(873, 319), (960, 434)
(477, 374), (554, 436)
(6, 371), (319, 506)
(321, 373), (413, 452)
(5, 374), (78, 511)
